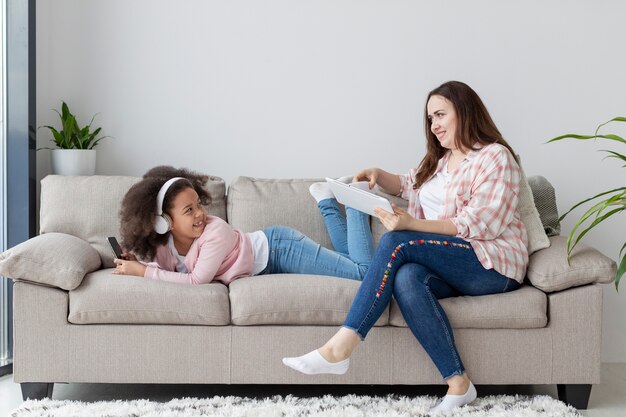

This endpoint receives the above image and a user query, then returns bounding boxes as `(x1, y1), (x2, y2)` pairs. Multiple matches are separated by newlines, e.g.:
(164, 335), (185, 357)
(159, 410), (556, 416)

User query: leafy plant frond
(600, 149), (626, 166)
(595, 117), (626, 135)
(547, 133), (626, 145)
(557, 187), (626, 221)
(567, 205), (624, 256)
(38, 101), (109, 150)
(565, 190), (625, 251)
(549, 116), (625, 290)
(617, 243), (626, 291)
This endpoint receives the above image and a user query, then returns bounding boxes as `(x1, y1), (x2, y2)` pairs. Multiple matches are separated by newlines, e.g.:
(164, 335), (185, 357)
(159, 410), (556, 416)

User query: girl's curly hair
(119, 166), (212, 261)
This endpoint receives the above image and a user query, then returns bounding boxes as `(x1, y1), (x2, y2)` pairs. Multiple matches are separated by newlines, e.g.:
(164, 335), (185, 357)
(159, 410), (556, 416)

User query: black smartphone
(107, 236), (123, 259)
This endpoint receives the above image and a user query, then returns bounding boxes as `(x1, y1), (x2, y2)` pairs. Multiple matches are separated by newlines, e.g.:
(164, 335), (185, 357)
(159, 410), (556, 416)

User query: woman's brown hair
(119, 166), (212, 261)
(413, 81), (518, 189)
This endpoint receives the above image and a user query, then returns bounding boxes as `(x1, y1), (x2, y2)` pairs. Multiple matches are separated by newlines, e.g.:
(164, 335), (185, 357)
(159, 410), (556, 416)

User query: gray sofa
(0, 174), (616, 409)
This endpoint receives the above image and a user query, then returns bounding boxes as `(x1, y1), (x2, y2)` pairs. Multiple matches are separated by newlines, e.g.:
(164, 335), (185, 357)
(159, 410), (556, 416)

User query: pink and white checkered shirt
(399, 143), (529, 282)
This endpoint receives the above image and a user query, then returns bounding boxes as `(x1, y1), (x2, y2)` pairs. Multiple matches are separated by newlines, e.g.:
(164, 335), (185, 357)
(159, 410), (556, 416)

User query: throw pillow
(527, 175), (561, 237)
(526, 235), (616, 292)
(0, 232), (101, 290)
(518, 168), (551, 254)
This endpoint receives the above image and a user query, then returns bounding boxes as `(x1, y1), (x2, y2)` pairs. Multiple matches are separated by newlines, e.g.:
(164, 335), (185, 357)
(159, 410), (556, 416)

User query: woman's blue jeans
(343, 230), (521, 380)
(261, 198), (374, 280)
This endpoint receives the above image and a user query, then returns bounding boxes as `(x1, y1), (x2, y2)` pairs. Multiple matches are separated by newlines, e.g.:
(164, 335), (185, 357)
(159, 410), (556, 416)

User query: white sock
(282, 350), (350, 375)
(337, 175), (353, 184)
(309, 182), (334, 203)
(430, 381), (477, 414)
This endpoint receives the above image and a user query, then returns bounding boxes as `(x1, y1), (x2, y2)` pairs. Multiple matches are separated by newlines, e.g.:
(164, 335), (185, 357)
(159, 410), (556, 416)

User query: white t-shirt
(168, 235), (189, 273)
(247, 230), (269, 275)
(419, 163), (452, 220)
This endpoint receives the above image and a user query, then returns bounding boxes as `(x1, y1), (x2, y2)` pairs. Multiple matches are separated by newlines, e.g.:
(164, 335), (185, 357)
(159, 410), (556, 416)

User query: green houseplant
(548, 117), (626, 290)
(40, 101), (109, 175)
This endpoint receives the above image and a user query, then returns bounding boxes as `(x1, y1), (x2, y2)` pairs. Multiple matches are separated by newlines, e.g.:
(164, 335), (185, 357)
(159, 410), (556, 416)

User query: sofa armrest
(526, 235), (616, 292)
(0, 232), (101, 290)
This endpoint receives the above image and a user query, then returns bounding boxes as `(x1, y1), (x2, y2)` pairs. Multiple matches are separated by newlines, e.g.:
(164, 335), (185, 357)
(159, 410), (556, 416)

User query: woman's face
(427, 95), (458, 150)
(167, 187), (207, 242)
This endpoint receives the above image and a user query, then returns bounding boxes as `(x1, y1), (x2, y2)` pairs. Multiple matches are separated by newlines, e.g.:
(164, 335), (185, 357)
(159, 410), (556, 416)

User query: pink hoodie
(143, 216), (255, 285)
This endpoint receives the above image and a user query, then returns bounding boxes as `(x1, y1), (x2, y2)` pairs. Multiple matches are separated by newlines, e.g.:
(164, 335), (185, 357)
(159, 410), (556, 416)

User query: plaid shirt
(399, 143), (529, 282)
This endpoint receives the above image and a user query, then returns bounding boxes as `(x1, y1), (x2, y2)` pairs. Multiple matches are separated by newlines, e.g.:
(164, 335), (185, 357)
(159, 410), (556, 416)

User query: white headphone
(154, 177), (184, 234)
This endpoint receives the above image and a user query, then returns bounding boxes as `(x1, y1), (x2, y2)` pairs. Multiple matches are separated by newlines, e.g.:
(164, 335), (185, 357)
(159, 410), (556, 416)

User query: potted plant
(548, 117), (625, 289)
(39, 101), (109, 176)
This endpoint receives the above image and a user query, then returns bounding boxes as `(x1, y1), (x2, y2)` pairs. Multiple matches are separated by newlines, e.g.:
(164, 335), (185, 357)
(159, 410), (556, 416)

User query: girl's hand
(120, 251), (137, 261)
(374, 204), (415, 231)
(112, 259), (146, 277)
(354, 168), (380, 189)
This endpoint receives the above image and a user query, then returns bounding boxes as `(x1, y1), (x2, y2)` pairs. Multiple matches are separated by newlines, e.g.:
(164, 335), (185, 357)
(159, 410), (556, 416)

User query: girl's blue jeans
(343, 230), (521, 380)
(261, 198), (374, 280)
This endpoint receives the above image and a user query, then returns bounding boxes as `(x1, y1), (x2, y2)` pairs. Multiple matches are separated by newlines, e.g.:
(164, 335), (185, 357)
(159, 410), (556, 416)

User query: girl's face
(167, 187), (207, 243)
(427, 95), (458, 150)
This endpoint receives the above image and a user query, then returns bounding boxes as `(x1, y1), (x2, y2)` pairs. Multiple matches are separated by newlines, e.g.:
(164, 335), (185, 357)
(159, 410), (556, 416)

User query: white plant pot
(51, 149), (97, 176)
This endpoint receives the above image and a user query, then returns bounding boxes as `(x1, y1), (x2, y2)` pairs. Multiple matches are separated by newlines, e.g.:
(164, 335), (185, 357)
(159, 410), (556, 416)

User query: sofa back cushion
(227, 177), (333, 249)
(40, 175), (227, 268)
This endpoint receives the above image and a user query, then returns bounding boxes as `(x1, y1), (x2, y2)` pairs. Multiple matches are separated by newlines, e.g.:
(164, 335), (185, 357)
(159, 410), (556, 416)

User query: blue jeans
(261, 199), (373, 280)
(318, 198), (374, 266)
(343, 230), (521, 379)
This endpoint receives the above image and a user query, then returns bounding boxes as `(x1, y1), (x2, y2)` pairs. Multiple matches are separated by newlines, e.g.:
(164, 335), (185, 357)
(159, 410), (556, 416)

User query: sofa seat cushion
(389, 285), (547, 329)
(68, 269), (230, 325)
(229, 275), (389, 326)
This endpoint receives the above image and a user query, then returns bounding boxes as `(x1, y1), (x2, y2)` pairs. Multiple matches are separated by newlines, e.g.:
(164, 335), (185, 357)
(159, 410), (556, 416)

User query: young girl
(283, 81), (529, 414)
(112, 166), (374, 285)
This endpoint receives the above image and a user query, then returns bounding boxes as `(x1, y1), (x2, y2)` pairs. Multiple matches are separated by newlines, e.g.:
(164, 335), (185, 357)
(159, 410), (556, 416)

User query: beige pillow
(518, 168), (550, 254)
(527, 175), (561, 236)
(527, 236), (616, 292)
(0, 233), (101, 290)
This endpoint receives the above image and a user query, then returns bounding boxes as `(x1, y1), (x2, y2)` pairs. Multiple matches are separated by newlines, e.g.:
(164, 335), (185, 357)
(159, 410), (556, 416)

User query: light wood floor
(2, 363), (625, 416)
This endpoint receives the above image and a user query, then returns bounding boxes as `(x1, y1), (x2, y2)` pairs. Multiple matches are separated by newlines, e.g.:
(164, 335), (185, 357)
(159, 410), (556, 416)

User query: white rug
(10, 394), (582, 417)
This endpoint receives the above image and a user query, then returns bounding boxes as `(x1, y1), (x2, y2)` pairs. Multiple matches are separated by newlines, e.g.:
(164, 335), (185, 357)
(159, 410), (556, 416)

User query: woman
(282, 81), (528, 414)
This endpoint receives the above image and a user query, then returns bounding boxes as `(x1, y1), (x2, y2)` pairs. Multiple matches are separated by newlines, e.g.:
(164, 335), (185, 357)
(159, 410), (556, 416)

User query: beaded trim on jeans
(376, 239), (472, 298)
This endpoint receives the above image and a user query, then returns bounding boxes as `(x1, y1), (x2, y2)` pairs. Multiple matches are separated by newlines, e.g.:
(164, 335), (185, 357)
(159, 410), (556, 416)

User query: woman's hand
(354, 168), (380, 189)
(113, 259), (146, 277)
(374, 204), (415, 231)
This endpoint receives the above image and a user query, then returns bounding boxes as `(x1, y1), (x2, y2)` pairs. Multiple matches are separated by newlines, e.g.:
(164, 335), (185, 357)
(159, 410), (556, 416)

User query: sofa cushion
(40, 174), (227, 269)
(518, 170), (550, 254)
(389, 285), (547, 329)
(229, 275), (389, 326)
(0, 232), (101, 290)
(227, 177), (333, 250)
(68, 269), (230, 325)
(527, 175), (561, 237)
(526, 235), (616, 292)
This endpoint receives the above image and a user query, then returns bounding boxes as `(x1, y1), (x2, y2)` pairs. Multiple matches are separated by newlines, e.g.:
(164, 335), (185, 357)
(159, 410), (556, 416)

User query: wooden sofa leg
(21, 383), (54, 400)
(557, 384), (592, 409)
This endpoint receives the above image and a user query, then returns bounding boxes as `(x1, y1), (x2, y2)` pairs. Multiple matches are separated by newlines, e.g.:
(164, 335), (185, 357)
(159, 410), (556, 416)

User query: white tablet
(325, 178), (394, 217)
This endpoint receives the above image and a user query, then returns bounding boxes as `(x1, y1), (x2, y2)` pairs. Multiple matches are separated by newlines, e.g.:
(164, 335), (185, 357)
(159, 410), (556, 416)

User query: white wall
(36, 0), (626, 361)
